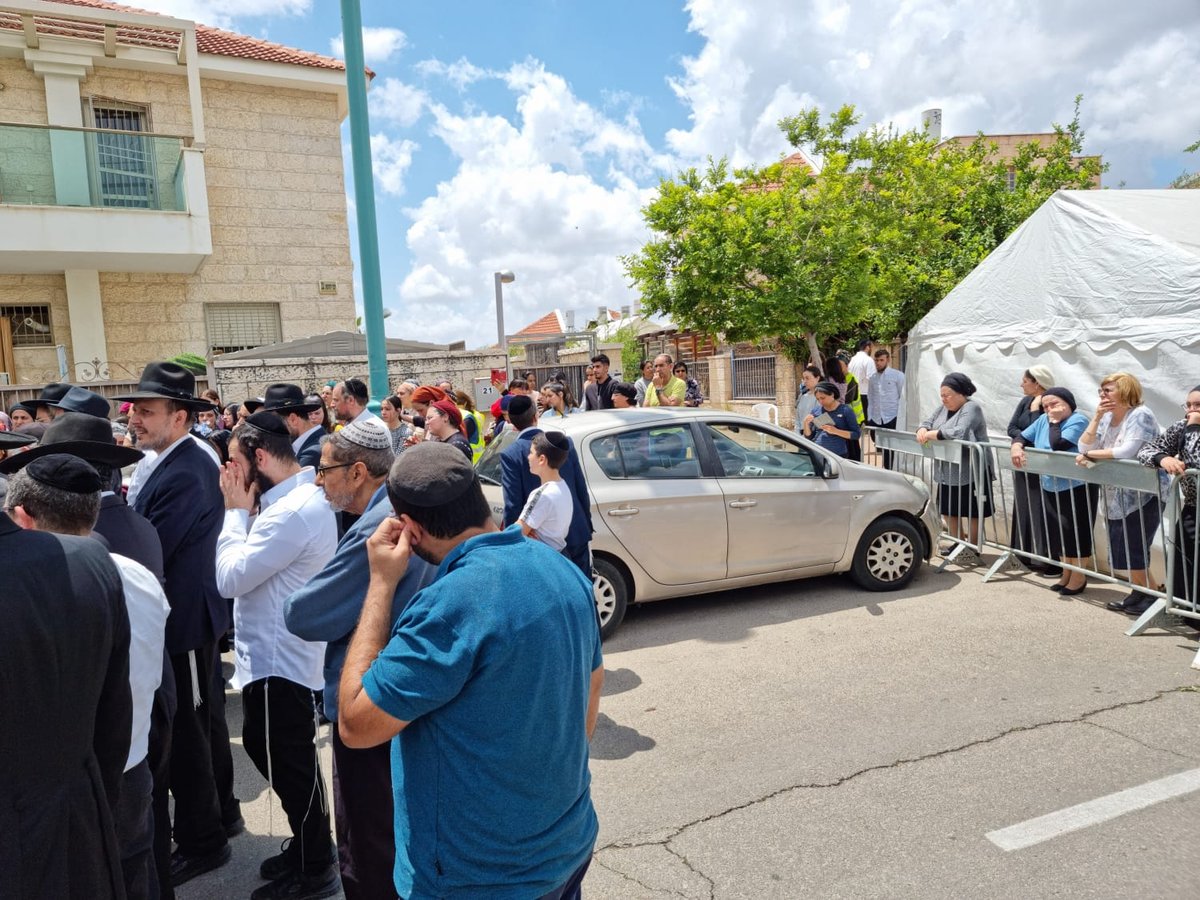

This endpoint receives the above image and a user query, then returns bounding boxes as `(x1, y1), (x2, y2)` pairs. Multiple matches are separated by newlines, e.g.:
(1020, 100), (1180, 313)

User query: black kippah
(25, 453), (103, 494)
(507, 394), (534, 417)
(243, 411), (290, 436)
(543, 430), (569, 450)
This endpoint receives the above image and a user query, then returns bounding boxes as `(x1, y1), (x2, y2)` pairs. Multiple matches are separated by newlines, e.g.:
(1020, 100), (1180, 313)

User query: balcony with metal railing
(0, 121), (211, 274)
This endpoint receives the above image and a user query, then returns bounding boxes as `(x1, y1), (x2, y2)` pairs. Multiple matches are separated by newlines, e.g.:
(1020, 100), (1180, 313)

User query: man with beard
(114, 362), (236, 886)
(261, 383), (326, 470)
(216, 412), (339, 899)
(284, 419), (435, 899)
(331, 378), (382, 428)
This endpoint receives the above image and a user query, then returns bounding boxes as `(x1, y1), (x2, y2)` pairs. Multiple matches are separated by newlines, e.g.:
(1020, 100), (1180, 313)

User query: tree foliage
(623, 97), (1106, 361)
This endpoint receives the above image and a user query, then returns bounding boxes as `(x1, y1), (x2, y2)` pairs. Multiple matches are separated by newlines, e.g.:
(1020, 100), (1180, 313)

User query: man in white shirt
(216, 412), (339, 900)
(847, 339), (876, 422)
(866, 347), (906, 469)
(332, 378), (383, 429)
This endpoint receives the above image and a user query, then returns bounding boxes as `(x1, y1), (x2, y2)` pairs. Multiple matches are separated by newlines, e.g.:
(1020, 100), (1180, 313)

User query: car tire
(592, 556), (629, 640)
(850, 515), (922, 591)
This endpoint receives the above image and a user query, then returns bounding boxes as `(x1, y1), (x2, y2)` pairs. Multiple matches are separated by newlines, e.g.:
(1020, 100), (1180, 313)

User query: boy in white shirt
(518, 431), (573, 552)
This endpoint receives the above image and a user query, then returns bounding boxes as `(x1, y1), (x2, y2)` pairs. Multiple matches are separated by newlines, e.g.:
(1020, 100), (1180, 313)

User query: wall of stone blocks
(0, 58), (357, 382)
(213, 351), (508, 404)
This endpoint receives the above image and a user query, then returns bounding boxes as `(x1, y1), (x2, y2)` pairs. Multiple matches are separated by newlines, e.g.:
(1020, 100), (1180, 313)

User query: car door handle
(607, 506), (640, 517)
(728, 499), (758, 509)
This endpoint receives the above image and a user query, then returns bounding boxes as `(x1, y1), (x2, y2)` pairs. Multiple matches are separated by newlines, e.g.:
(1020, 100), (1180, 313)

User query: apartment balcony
(0, 121), (212, 274)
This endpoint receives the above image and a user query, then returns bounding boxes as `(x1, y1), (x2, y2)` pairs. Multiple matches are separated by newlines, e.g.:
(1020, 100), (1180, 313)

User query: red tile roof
(515, 310), (564, 337)
(24, 0), (349, 73)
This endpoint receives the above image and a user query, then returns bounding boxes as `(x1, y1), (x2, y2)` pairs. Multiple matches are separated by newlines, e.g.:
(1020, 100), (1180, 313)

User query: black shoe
(224, 814), (246, 839)
(1123, 598), (1154, 616)
(1060, 583), (1087, 597)
(260, 839), (297, 881)
(1106, 592), (1142, 612)
(1050, 583), (1066, 593)
(170, 843), (232, 887)
(250, 866), (340, 900)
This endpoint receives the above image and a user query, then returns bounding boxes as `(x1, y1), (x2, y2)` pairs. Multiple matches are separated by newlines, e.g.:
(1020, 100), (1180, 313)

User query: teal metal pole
(339, 0), (388, 406)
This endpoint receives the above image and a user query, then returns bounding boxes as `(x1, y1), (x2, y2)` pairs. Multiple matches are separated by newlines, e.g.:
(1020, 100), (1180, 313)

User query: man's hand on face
(367, 516), (414, 588)
(220, 461), (257, 511)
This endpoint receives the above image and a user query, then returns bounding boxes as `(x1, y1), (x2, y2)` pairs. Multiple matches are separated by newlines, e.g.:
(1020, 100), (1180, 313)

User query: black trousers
(116, 759), (156, 900)
(242, 678), (333, 876)
(869, 417), (897, 468)
(209, 658), (240, 831)
(1171, 504), (1199, 606)
(149, 656), (175, 900)
(168, 642), (228, 858)
(331, 722), (397, 900)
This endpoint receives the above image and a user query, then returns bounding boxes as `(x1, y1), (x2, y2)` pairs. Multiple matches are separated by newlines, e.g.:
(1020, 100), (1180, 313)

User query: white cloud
(667, 0), (1200, 184)
(370, 134), (418, 196)
(369, 78), (428, 127)
(414, 57), (489, 91)
(331, 27), (408, 64)
(389, 60), (663, 348)
(132, 0), (310, 28)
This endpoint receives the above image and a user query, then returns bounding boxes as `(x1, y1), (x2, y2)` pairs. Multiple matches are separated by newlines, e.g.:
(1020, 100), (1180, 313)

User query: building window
(83, 97), (158, 209)
(1005, 166), (1016, 192)
(204, 303), (282, 354)
(1, 305), (53, 347)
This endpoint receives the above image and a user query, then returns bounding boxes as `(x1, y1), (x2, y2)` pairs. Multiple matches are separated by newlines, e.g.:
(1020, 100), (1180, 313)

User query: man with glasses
(284, 419), (435, 900)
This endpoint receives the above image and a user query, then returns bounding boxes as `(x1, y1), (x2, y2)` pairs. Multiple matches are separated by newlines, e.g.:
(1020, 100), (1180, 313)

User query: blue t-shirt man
(362, 525), (601, 899)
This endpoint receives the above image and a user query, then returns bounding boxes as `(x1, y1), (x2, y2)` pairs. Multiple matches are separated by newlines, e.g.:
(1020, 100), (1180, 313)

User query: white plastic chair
(750, 403), (779, 427)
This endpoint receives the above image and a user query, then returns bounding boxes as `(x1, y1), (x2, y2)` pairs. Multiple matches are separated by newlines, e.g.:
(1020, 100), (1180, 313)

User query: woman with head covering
(1138, 384), (1200, 616)
(801, 381), (861, 459)
(1007, 365), (1059, 575)
(401, 385), (447, 434)
(1075, 373), (1163, 613)
(423, 398), (473, 460)
(916, 373), (993, 560)
(1012, 386), (1098, 595)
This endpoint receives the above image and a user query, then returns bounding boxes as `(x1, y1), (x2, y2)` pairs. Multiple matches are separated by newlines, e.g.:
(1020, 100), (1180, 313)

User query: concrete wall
(0, 57), (357, 383)
(213, 350), (508, 404)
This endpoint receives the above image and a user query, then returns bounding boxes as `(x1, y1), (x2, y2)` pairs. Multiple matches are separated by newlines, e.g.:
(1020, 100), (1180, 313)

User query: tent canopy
(904, 190), (1200, 435)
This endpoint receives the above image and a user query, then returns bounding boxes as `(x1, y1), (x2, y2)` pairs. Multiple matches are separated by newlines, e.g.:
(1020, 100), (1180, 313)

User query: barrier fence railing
(868, 428), (1198, 669)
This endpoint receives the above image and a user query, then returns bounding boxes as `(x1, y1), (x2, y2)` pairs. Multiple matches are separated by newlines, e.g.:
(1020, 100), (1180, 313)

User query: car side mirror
(822, 458), (837, 479)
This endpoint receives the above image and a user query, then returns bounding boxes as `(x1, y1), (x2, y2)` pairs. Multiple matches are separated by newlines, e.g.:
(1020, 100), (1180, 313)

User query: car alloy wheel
(591, 556), (629, 640)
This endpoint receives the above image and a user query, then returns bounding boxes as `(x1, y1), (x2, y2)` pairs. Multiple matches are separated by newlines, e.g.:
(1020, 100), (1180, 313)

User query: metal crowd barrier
(867, 429), (1198, 669)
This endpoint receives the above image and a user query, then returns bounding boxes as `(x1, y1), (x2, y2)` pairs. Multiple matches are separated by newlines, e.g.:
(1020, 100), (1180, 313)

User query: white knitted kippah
(341, 419), (392, 450)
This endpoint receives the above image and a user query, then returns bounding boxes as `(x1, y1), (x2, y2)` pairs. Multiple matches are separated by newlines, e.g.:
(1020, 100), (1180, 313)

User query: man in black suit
(0, 458), (132, 899)
(499, 395), (594, 576)
(261, 382), (325, 470)
(116, 362), (234, 887)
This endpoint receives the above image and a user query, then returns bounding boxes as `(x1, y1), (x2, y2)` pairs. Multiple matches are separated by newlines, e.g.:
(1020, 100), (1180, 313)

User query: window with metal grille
(83, 98), (157, 209)
(204, 303), (282, 355)
(1, 305), (53, 347)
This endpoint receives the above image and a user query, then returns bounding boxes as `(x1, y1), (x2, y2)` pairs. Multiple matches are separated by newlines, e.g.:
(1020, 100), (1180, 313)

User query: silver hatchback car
(476, 409), (941, 638)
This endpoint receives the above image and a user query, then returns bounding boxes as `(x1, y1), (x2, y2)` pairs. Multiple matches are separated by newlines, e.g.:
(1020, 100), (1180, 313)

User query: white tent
(904, 189), (1200, 438)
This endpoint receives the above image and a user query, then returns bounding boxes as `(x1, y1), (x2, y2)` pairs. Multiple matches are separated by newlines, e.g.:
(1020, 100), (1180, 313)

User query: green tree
(624, 98), (1106, 360)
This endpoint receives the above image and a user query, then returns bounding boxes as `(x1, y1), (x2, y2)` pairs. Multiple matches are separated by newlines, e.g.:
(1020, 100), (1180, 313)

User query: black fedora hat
(260, 383), (321, 415)
(242, 397), (265, 415)
(113, 362), (213, 410)
(0, 429), (37, 450)
(49, 386), (112, 419)
(26, 382), (72, 408)
(0, 412), (142, 474)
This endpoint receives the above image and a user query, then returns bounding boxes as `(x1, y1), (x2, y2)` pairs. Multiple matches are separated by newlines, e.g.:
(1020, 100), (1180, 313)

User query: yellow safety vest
(464, 409), (486, 463)
(844, 374), (865, 424)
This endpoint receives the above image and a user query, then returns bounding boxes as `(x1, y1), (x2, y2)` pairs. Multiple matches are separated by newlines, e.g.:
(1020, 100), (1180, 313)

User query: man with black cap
(260, 383), (326, 469)
(339, 442), (603, 900)
(114, 361), (237, 885)
(284, 419), (435, 900)
(215, 412), (339, 899)
(331, 377), (381, 428)
(500, 393), (594, 576)
(8, 453), (170, 900)
(0, 455), (133, 899)
(26, 381), (73, 423)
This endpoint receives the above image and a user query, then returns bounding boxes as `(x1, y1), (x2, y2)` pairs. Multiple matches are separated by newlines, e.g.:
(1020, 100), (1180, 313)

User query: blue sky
(151, 1), (1199, 348)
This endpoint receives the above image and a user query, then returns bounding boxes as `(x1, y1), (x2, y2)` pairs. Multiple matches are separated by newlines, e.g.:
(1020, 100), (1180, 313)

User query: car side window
(706, 423), (817, 478)
(589, 425), (702, 479)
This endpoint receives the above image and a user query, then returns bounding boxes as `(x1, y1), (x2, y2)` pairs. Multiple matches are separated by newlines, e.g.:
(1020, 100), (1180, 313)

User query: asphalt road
(179, 558), (1200, 899)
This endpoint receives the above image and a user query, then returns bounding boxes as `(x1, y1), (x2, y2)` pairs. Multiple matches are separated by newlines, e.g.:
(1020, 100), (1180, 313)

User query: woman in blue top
(1012, 387), (1098, 596)
(801, 381), (860, 458)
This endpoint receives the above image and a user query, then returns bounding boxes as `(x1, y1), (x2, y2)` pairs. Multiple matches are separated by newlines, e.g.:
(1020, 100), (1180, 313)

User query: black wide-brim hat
(113, 362), (214, 411)
(260, 383), (321, 415)
(0, 430), (37, 450)
(26, 382), (72, 408)
(0, 411), (143, 474)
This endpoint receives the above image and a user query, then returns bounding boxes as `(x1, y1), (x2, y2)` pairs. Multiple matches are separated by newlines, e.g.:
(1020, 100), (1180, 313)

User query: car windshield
(474, 427), (516, 485)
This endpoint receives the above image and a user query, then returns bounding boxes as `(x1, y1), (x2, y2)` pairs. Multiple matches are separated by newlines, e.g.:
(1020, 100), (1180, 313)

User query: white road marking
(986, 767), (1200, 851)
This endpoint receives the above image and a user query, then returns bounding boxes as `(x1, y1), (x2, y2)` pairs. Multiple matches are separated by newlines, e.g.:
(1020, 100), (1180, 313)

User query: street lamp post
(494, 270), (515, 383)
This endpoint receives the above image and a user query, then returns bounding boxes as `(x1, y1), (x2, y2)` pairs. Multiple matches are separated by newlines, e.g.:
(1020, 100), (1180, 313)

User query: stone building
(0, 0), (357, 386)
